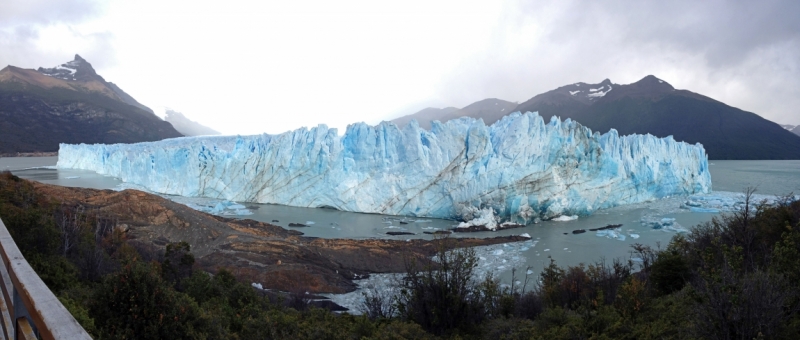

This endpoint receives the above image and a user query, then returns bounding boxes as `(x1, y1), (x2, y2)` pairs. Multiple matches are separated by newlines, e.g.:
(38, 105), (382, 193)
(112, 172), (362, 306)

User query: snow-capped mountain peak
(566, 79), (614, 100)
(37, 54), (99, 82)
(39, 63), (78, 81)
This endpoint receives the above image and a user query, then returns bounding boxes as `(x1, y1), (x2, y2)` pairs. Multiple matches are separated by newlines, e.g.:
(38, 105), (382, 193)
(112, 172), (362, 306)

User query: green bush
(649, 249), (689, 296)
(91, 261), (204, 339)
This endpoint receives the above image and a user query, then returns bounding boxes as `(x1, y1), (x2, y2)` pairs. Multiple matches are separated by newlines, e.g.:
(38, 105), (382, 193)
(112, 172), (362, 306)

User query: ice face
(57, 112), (711, 222)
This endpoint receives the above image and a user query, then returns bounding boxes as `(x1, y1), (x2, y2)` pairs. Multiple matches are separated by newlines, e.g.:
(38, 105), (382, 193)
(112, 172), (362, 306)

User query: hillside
(514, 75), (800, 160)
(0, 55), (182, 153)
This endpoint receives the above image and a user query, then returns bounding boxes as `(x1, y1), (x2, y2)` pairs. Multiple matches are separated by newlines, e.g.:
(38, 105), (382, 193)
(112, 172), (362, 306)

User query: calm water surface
(3, 156), (799, 282)
(708, 160), (800, 195)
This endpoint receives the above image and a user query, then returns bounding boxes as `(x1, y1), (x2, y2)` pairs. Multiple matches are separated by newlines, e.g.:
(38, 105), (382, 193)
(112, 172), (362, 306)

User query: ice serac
(57, 112), (711, 222)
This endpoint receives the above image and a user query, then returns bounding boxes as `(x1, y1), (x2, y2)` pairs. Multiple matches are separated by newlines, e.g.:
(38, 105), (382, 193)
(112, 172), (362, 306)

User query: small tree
(161, 241), (195, 291)
(360, 287), (397, 319)
(395, 240), (486, 335)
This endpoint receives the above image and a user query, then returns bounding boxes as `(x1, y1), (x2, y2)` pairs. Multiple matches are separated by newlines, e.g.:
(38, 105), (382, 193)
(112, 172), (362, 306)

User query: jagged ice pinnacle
(57, 112), (711, 222)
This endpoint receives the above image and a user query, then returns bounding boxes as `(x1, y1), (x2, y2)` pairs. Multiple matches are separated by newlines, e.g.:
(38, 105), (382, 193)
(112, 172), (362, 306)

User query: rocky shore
(31, 181), (529, 294)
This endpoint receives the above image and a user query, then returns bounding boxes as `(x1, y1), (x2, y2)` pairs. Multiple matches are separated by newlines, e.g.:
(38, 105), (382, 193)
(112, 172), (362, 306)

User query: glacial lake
(3, 156), (799, 287)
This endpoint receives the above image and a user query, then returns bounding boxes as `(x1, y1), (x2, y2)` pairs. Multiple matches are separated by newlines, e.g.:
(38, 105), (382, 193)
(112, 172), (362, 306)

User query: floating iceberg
(689, 207), (719, 213)
(596, 228), (626, 241)
(641, 217), (688, 233)
(58, 112), (711, 221)
(680, 192), (793, 213)
(457, 207), (499, 230)
(551, 215), (578, 222)
(183, 199), (253, 216)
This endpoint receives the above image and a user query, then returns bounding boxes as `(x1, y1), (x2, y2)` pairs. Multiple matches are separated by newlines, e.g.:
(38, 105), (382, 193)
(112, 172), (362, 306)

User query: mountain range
(0, 55), (182, 153)
(2, 55), (797, 160)
(393, 75), (800, 160)
(392, 99), (518, 130)
(156, 108), (220, 136)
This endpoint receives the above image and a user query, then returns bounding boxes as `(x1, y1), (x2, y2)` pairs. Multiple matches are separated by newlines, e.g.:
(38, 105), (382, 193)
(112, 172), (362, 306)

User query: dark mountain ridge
(515, 75), (800, 160)
(0, 55), (182, 153)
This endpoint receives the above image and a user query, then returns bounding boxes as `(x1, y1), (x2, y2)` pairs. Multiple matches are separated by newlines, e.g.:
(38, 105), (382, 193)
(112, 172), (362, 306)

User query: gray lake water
(3, 156), (799, 287)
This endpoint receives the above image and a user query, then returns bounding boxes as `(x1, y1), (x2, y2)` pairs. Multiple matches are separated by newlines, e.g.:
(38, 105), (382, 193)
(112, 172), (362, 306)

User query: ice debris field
(315, 190), (798, 313)
(322, 239), (536, 313)
(58, 112), (711, 223)
(178, 198), (252, 216)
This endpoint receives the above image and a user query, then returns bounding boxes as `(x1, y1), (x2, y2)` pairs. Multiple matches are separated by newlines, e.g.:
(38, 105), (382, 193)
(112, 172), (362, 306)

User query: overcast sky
(1, 0), (798, 135)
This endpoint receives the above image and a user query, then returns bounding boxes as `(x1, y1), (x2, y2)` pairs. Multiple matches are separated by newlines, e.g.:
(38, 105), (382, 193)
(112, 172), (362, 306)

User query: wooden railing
(0, 218), (91, 339)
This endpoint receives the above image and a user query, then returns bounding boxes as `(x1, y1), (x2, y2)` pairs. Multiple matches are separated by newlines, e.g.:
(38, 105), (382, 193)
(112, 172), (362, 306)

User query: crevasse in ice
(57, 112), (711, 222)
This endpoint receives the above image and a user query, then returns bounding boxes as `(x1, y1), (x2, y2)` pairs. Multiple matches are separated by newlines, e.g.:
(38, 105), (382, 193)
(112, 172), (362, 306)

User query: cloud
(1, 0), (798, 135)
(0, 0), (111, 69)
(553, 0), (800, 71)
(0, 0), (105, 25)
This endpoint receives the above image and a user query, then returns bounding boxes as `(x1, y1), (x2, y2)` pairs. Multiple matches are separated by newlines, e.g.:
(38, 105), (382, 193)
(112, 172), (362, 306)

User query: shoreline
(0, 152), (58, 158)
(25, 177), (531, 295)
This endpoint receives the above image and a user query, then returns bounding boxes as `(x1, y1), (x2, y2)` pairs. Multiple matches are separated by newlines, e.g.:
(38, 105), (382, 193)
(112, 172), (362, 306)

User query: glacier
(57, 112), (711, 223)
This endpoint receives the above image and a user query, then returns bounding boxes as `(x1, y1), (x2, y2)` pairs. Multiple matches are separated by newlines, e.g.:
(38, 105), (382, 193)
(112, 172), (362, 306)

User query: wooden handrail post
(14, 318), (35, 340)
(0, 257), (14, 339)
(0, 218), (91, 339)
(13, 289), (34, 338)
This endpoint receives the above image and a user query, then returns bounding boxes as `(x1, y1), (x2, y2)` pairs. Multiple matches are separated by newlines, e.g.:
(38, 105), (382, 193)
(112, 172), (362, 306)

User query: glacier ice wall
(57, 112), (711, 222)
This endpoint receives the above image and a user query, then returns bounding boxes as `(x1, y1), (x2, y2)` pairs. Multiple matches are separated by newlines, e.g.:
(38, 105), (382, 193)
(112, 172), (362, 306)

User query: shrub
(91, 260), (204, 339)
(649, 249), (690, 296)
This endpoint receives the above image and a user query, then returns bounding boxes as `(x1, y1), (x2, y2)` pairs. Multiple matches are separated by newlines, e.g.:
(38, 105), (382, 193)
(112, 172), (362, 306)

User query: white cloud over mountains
(1, 0), (798, 135)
